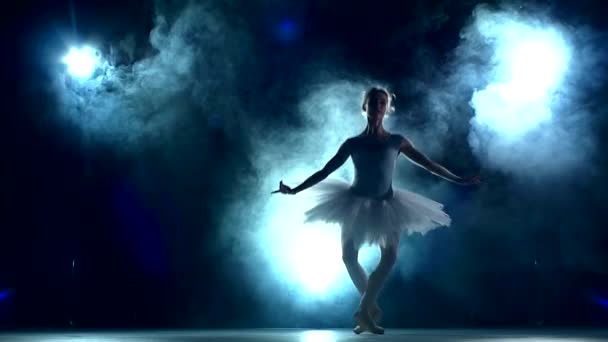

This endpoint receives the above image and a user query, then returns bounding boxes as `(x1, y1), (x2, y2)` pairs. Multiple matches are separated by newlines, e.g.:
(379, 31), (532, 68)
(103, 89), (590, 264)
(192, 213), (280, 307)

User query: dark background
(3, 0), (608, 329)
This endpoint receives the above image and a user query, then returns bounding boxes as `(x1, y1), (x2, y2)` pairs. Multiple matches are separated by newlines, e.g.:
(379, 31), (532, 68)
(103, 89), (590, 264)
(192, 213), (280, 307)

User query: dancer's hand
(271, 180), (295, 195)
(460, 175), (481, 186)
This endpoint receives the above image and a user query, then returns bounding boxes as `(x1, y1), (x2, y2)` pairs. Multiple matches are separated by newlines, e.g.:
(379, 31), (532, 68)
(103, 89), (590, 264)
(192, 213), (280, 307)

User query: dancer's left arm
(399, 136), (476, 185)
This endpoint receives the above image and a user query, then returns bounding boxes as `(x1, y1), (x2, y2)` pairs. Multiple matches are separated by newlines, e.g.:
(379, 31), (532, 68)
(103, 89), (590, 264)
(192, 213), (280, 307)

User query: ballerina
(273, 86), (481, 334)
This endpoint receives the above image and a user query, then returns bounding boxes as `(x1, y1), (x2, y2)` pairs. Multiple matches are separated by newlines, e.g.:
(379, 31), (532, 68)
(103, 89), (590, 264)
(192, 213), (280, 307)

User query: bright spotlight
(507, 30), (569, 98)
(62, 46), (100, 80)
(263, 177), (379, 299)
(471, 20), (571, 138)
(286, 224), (345, 293)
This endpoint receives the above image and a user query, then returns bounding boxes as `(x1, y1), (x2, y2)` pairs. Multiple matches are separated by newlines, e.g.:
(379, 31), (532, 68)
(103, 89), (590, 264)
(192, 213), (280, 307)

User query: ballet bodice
(346, 134), (402, 198)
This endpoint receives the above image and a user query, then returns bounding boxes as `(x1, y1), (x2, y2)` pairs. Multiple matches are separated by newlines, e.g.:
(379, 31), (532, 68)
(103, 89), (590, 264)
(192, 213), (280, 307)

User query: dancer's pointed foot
(353, 308), (384, 335)
(371, 325), (385, 335)
(353, 324), (384, 335)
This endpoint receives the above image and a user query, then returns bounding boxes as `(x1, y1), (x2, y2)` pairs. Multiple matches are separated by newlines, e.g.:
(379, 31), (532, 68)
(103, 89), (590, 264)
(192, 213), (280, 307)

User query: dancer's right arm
(278, 140), (351, 195)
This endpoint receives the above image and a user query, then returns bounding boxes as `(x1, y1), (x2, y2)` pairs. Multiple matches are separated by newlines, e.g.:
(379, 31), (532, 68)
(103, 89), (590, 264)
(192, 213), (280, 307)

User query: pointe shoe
(353, 309), (385, 335)
(353, 324), (385, 335)
(368, 324), (385, 335)
(353, 325), (364, 335)
(353, 323), (385, 335)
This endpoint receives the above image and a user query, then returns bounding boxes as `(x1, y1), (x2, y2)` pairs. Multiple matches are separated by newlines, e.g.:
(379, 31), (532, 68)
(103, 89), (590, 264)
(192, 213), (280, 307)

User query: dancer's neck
(363, 124), (389, 138)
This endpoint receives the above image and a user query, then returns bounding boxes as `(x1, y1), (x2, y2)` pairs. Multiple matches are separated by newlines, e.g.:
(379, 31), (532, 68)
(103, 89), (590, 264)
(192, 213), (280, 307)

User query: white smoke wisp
(52, 2), (249, 152)
(455, 4), (597, 178)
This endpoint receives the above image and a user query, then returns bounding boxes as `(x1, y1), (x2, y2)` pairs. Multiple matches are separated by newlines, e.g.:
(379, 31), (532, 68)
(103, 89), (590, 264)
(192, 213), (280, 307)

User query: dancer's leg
(342, 240), (382, 319)
(341, 239), (367, 294)
(343, 239), (383, 334)
(355, 237), (399, 334)
(360, 239), (399, 309)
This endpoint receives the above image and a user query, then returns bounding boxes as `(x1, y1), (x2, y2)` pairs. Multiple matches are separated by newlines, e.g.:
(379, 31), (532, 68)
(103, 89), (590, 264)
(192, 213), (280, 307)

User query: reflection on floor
(1, 329), (607, 341)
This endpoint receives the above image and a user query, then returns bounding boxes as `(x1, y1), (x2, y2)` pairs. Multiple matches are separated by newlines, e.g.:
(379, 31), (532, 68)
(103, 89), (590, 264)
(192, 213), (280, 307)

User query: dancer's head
(362, 86), (395, 125)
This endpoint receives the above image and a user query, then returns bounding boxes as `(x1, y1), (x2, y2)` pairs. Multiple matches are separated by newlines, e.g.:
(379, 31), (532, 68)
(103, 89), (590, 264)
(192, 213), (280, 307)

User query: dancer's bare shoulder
(334, 136), (354, 156)
(396, 135), (435, 169)
(397, 134), (415, 152)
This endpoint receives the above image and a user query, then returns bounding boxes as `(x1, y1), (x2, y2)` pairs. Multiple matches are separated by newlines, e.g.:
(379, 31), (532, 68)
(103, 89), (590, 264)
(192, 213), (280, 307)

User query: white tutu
(304, 178), (451, 248)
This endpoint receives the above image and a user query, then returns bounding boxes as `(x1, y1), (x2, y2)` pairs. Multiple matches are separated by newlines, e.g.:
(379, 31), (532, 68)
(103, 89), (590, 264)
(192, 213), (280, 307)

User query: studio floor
(1, 329), (607, 341)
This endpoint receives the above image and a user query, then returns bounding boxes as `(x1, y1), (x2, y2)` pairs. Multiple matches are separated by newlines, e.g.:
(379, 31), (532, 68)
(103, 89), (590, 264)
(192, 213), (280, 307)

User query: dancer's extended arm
(399, 136), (469, 185)
(289, 140), (351, 194)
(273, 140), (351, 195)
